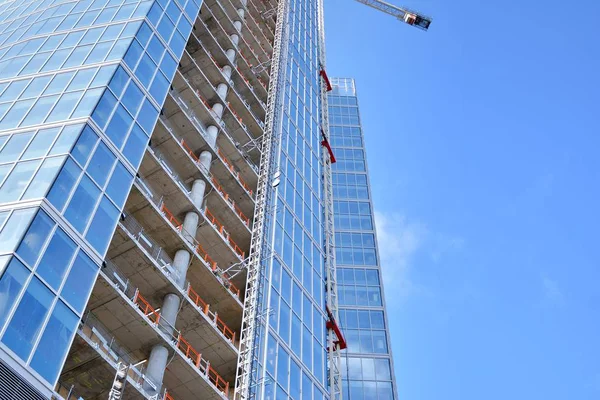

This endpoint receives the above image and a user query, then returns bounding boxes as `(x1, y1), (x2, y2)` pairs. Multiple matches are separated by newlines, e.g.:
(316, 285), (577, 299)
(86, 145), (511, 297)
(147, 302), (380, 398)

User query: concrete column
(182, 212), (199, 242)
(191, 179), (206, 208)
(222, 65), (232, 80)
(212, 103), (224, 119)
(160, 293), (180, 334)
(225, 49), (236, 62)
(144, 345), (169, 394)
(206, 125), (218, 147)
(216, 82), (228, 99)
(199, 151), (213, 171)
(230, 33), (240, 46)
(172, 249), (190, 287)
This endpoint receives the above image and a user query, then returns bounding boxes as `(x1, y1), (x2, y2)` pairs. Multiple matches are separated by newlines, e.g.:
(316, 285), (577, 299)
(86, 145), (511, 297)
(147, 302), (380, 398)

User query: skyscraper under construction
(0, 0), (426, 398)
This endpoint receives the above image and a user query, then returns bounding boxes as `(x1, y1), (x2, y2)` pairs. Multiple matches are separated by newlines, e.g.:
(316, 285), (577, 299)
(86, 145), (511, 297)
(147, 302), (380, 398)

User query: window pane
(49, 124), (83, 156)
(85, 196), (118, 255)
(23, 156), (65, 200)
(0, 131), (34, 163)
(105, 161), (132, 209)
(71, 125), (98, 166)
(0, 208), (36, 254)
(2, 277), (53, 360)
(64, 175), (101, 233)
(46, 91), (83, 123)
(36, 228), (76, 290)
(87, 141), (115, 188)
(47, 158), (81, 212)
(122, 123), (146, 168)
(0, 258), (29, 330)
(0, 160), (41, 203)
(30, 300), (78, 385)
(22, 128), (60, 160)
(61, 250), (98, 314)
(16, 210), (54, 267)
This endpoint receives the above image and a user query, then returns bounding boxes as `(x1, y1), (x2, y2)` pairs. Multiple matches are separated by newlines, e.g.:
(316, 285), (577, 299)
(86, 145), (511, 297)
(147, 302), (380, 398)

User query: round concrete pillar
(216, 82), (228, 99)
(144, 345), (169, 394)
(212, 103), (224, 118)
(191, 179), (206, 208)
(182, 211), (199, 242)
(161, 293), (180, 333)
(173, 249), (190, 287)
(206, 126), (218, 148)
(199, 150), (213, 171)
(225, 49), (236, 62)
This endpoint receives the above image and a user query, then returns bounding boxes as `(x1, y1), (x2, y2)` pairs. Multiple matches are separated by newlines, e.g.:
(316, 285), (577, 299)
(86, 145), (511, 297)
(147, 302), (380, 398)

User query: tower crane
(356, 0), (432, 30)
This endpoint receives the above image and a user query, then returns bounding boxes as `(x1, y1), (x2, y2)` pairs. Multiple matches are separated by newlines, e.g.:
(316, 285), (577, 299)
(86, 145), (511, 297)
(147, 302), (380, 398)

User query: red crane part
(326, 306), (347, 350)
(319, 69), (333, 92)
(321, 135), (336, 163)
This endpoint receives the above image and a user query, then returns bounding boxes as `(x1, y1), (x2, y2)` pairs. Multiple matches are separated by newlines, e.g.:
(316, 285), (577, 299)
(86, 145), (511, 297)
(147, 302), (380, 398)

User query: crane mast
(355, 0), (432, 30)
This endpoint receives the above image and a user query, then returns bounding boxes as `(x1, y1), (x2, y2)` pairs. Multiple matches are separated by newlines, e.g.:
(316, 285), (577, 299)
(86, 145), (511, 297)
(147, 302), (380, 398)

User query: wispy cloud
(374, 211), (428, 300)
(542, 276), (565, 307)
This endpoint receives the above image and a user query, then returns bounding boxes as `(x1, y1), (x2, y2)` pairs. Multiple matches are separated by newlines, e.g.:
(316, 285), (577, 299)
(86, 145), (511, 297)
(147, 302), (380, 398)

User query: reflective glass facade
(256, 0), (329, 398)
(0, 0), (199, 394)
(329, 77), (399, 400)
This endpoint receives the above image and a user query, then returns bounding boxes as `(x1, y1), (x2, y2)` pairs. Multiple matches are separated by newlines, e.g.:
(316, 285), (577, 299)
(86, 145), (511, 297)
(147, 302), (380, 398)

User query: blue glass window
(105, 104), (132, 148)
(64, 175), (101, 233)
(47, 158), (82, 212)
(0, 131), (34, 163)
(22, 128), (59, 160)
(22, 95), (59, 126)
(106, 161), (133, 209)
(23, 156), (64, 200)
(121, 81), (143, 115)
(91, 90), (117, 130)
(30, 300), (78, 384)
(0, 208), (36, 255)
(108, 66), (129, 98)
(61, 250), (98, 314)
(0, 99), (35, 130)
(0, 258), (28, 330)
(16, 210), (54, 267)
(87, 141), (115, 188)
(138, 99), (158, 134)
(36, 228), (76, 290)
(122, 123), (147, 168)
(2, 277), (53, 360)
(85, 196), (118, 255)
(71, 125), (98, 166)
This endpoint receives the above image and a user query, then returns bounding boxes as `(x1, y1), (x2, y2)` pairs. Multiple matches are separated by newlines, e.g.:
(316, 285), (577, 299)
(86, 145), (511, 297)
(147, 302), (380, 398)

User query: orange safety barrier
(133, 291), (161, 325)
(163, 391), (175, 400)
(257, 77), (267, 90)
(209, 54), (221, 68)
(216, 315), (236, 343)
(161, 204), (182, 231)
(239, 51), (252, 67)
(224, 277), (241, 298)
(205, 207), (245, 259)
(187, 285), (210, 314)
(227, 102), (244, 125)
(211, 176), (251, 225)
(180, 139), (200, 163)
(188, 285), (237, 342)
(228, 237), (245, 259)
(208, 366), (230, 397)
(177, 336), (202, 368)
(217, 149), (254, 195)
(196, 244), (218, 270)
(193, 89), (212, 110)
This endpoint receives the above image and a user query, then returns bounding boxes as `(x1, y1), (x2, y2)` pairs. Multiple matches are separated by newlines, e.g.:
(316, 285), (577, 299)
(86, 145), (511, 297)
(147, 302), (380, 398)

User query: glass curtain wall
(329, 77), (399, 400)
(255, 0), (329, 398)
(0, 0), (199, 393)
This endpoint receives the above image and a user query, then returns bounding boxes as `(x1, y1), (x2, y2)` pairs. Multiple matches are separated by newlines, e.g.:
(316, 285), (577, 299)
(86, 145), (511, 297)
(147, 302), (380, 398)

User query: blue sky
(324, 0), (600, 399)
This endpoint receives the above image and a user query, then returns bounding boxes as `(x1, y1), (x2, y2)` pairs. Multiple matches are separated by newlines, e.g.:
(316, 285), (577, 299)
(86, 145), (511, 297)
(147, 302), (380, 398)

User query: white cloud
(374, 211), (428, 300)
